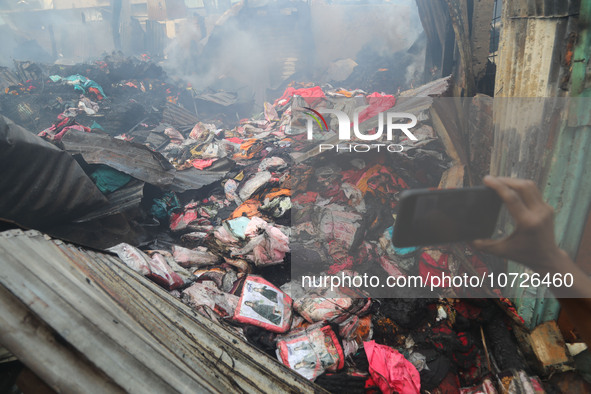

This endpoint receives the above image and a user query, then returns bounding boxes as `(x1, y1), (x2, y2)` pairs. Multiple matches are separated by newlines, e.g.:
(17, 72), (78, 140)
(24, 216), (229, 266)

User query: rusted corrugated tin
(171, 165), (230, 193)
(0, 229), (326, 394)
(494, 0), (578, 98)
(491, 0), (580, 182)
(505, 0), (580, 18)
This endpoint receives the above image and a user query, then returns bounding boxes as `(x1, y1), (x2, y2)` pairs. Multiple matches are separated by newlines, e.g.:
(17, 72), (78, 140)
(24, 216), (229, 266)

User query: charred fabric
(0, 55), (565, 393)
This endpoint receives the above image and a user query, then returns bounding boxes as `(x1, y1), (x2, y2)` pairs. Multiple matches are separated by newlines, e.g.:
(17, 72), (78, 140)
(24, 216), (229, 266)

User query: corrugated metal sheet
(61, 129), (230, 193)
(0, 66), (19, 93)
(494, 17), (567, 98)
(532, 0), (591, 327)
(171, 165), (230, 193)
(73, 180), (145, 223)
(61, 129), (176, 188)
(492, 0), (580, 187)
(0, 229), (325, 393)
(145, 19), (167, 57)
(0, 115), (108, 230)
(162, 102), (199, 127)
(416, 0), (492, 95)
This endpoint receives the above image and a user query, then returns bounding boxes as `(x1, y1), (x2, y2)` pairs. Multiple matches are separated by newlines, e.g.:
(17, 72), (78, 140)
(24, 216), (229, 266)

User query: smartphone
(392, 186), (502, 247)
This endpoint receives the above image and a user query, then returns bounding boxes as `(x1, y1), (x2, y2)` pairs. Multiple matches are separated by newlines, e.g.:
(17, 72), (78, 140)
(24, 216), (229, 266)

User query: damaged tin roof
(0, 229), (326, 394)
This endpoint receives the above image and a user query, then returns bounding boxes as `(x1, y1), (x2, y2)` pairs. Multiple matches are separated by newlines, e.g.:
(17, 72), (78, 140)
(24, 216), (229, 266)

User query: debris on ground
(0, 56), (576, 393)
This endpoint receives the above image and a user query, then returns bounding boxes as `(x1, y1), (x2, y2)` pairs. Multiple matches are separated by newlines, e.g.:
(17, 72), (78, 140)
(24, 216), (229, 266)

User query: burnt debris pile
(0, 55), (573, 393)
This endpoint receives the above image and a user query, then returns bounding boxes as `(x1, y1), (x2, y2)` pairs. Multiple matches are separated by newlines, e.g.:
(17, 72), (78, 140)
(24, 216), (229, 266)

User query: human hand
(472, 176), (566, 272)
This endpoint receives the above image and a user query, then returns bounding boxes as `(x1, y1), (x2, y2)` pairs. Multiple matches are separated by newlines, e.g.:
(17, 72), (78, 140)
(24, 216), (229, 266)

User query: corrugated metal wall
(492, 0), (591, 328)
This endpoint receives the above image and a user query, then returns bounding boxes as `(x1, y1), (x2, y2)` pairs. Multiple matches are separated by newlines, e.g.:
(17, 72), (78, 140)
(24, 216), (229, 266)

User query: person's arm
(473, 176), (591, 346)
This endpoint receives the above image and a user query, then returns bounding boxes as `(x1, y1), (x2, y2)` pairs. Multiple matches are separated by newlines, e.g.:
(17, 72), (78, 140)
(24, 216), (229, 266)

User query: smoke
(162, 0), (425, 100)
(404, 33), (427, 88)
(163, 14), (269, 94)
(0, 29), (18, 67)
(0, 7), (117, 67)
(367, 0), (423, 58)
(310, 0), (423, 67)
(162, 4), (284, 107)
(1, 0), (425, 98)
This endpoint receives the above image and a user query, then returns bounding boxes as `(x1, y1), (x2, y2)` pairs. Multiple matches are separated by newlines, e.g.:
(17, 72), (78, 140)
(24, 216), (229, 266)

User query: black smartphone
(392, 186), (502, 247)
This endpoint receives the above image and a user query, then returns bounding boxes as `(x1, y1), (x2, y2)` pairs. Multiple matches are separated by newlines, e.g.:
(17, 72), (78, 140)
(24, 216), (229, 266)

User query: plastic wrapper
(338, 315), (373, 344)
(107, 243), (151, 276)
(238, 171), (272, 200)
(230, 217), (290, 266)
(147, 253), (184, 290)
(233, 275), (292, 333)
(318, 205), (361, 248)
(172, 245), (220, 267)
(293, 287), (371, 324)
(182, 281), (239, 318)
(276, 323), (344, 381)
(164, 126), (184, 143)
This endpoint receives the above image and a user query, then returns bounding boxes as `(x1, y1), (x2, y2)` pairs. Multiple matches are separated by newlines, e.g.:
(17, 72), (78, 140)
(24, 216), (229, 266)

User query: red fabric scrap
(88, 87), (104, 100)
(419, 251), (450, 287)
(454, 300), (482, 321)
(274, 86), (325, 106)
(38, 119), (90, 141)
(169, 209), (199, 231)
(356, 93), (396, 125)
(291, 192), (318, 204)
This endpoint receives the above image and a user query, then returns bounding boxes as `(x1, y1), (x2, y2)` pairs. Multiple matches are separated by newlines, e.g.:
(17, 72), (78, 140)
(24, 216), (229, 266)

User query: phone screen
(392, 187), (502, 247)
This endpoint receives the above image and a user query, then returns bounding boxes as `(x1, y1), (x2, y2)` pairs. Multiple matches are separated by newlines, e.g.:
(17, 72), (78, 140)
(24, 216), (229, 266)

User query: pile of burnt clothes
(1, 54), (195, 140)
(1, 58), (545, 393)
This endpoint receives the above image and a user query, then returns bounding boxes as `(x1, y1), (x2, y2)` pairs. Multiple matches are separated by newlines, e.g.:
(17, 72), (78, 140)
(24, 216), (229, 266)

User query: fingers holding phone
(472, 176), (562, 271)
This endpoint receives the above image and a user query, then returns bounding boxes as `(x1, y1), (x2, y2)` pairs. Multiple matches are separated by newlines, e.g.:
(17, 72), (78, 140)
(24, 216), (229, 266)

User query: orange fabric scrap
(264, 188), (291, 201)
(229, 199), (261, 220)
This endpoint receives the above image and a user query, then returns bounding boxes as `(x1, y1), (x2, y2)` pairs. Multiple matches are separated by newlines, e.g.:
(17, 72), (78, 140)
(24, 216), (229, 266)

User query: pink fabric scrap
(39, 123), (90, 141)
(364, 340), (420, 394)
(192, 158), (217, 170)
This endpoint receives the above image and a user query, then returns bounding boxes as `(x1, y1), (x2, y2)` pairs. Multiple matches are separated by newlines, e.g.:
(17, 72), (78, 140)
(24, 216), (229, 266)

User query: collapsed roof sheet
(61, 130), (230, 193)
(61, 130), (176, 188)
(0, 115), (108, 229)
(0, 229), (325, 393)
